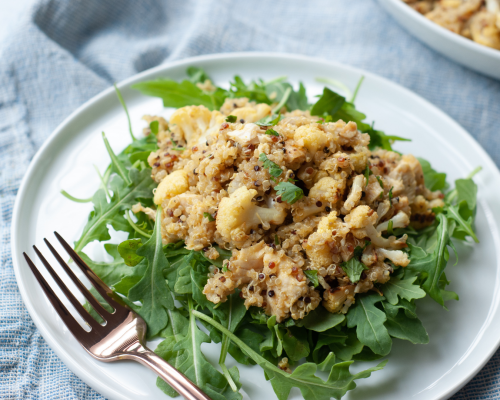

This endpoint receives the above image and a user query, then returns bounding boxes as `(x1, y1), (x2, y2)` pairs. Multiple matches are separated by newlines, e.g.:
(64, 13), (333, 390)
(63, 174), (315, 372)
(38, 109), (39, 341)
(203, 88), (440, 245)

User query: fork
(23, 232), (211, 400)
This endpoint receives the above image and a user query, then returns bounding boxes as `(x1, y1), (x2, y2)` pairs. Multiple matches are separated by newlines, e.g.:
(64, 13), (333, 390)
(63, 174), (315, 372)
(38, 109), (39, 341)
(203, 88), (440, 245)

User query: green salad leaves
(63, 68), (480, 400)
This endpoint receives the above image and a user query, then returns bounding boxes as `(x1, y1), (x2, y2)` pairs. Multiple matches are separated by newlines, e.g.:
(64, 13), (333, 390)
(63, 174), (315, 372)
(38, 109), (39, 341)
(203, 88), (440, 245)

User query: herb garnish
(203, 212), (215, 222)
(226, 115), (237, 123)
(259, 153), (283, 180)
(265, 128), (279, 137)
(274, 182), (304, 204)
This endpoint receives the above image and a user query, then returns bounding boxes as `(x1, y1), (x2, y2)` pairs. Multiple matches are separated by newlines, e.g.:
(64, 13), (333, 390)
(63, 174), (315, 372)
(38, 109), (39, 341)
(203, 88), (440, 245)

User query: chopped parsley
(388, 186), (394, 204)
(256, 113), (281, 127)
(341, 245), (369, 283)
(274, 234), (280, 246)
(304, 270), (319, 287)
(376, 175), (384, 189)
(203, 212), (215, 222)
(387, 220), (394, 235)
(226, 115), (237, 123)
(265, 128), (279, 137)
(364, 164), (373, 187)
(259, 153), (283, 180)
(274, 182), (304, 204)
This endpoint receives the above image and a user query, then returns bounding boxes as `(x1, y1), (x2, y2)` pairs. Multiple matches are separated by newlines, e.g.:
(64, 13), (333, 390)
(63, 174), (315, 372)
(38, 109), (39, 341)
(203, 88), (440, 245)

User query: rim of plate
(384, 0), (500, 60)
(11, 52), (500, 400)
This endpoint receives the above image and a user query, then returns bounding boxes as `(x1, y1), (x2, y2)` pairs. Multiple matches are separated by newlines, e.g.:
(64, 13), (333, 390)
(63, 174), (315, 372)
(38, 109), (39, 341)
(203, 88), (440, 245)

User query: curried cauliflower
(143, 96), (442, 320)
(169, 105), (225, 146)
(154, 169), (189, 205)
(294, 124), (329, 154)
(216, 186), (286, 247)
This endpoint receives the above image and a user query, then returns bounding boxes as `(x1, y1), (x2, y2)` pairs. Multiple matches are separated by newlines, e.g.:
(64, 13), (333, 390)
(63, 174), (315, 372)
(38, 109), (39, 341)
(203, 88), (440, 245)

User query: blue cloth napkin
(1, 0), (499, 399)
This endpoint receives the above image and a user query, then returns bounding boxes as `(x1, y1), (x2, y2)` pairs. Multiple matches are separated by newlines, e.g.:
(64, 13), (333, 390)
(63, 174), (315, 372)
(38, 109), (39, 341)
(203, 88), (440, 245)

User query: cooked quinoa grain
(142, 98), (444, 322)
(402, 0), (500, 50)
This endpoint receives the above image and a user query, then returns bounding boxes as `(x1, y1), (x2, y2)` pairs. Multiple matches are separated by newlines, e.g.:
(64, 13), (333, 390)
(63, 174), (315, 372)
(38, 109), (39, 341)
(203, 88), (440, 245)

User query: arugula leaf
(328, 329), (364, 361)
(127, 208), (175, 337)
(310, 87), (345, 116)
(383, 302), (429, 344)
(193, 310), (386, 400)
(286, 82), (309, 111)
(117, 239), (144, 266)
(446, 204), (479, 242)
(217, 293), (248, 392)
(312, 329), (348, 363)
(133, 79), (225, 110)
(259, 153), (283, 179)
(299, 306), (345, 332)
(73, 168), (156, 254)
(114, 84), (136, 142)
(407, 214), (451, 306)
(154, 308), (190, 397)
(346, 293), (392, 356)
(274, 182), (304, 204)
(149, 120), (159, 135)
(418, 158), (447, 191)
(455, 178), (478, 211)
(380, 276), (426, 305)
(282, 327), (310, 361)
(80, 244), (133, 286)
(60, 190), (92, 203)
(186, 66), (211, 84)
(228, 328), (262, 365)
(341, 246), (368, 283)
(169, 299), (241, 400)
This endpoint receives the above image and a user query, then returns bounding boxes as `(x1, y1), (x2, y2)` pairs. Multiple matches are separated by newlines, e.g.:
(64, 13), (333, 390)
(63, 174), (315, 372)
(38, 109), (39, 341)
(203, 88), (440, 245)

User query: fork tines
(23, 232), (126, 340)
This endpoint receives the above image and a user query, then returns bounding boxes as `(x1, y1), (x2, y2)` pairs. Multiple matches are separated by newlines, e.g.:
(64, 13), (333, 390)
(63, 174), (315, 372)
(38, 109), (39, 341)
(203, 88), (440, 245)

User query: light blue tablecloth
(1, 0), (500, 399)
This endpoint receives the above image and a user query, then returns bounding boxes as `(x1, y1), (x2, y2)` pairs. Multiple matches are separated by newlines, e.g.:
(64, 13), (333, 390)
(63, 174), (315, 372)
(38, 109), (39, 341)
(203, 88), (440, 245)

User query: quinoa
(402, 0), (500, 50)
(140, 98), (444, 322)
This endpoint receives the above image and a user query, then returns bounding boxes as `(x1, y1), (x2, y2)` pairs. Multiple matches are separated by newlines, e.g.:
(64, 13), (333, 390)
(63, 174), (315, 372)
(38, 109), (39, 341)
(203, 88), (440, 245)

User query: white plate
(378, 0), (500, 80)
(11, 53), (500, 400)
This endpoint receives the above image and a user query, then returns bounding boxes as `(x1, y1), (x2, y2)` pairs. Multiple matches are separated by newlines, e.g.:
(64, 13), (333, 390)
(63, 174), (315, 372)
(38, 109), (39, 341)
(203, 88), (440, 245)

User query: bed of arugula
(64, 67), (480, 400)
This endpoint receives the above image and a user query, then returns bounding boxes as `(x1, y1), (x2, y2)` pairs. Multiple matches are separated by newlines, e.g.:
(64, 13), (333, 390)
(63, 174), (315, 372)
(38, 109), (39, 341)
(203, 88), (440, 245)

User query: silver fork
(23, 232), (211, 400)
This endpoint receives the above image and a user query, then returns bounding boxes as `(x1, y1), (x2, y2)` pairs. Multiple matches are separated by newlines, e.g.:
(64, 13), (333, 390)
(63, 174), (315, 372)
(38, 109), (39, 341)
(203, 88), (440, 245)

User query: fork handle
(133, 347), (212, 400)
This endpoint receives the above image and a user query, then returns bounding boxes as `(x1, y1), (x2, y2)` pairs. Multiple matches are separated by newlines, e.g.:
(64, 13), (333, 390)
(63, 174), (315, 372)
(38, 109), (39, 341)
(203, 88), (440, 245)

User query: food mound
(403, 0), (500, 49)
(144, 98), (444, 323)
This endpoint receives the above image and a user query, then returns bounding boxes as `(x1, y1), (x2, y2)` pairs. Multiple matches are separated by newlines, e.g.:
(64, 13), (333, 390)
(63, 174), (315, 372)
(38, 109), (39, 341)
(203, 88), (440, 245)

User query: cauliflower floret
(154, 169), (189, 205)
(203, 242), (267, 303)
(341, 174), (366, 213)
(216, 186), (286, 246)
(227, 123), (260, 145)
(294, 124), (329, 154)
(345, 205), (408, 249)
(293, 177), (345, 222)
(376, 211), (410, 232)
(169, 105), (225, 146)
(376, 248), (410, 267)
(365, 174), (384, 204)
(303, 211), (349, 268)
(323, 285), (355, 314)
(232, 103), (272, 123)
(309, 177), (343, 204)
(131, 203), (156, 220)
